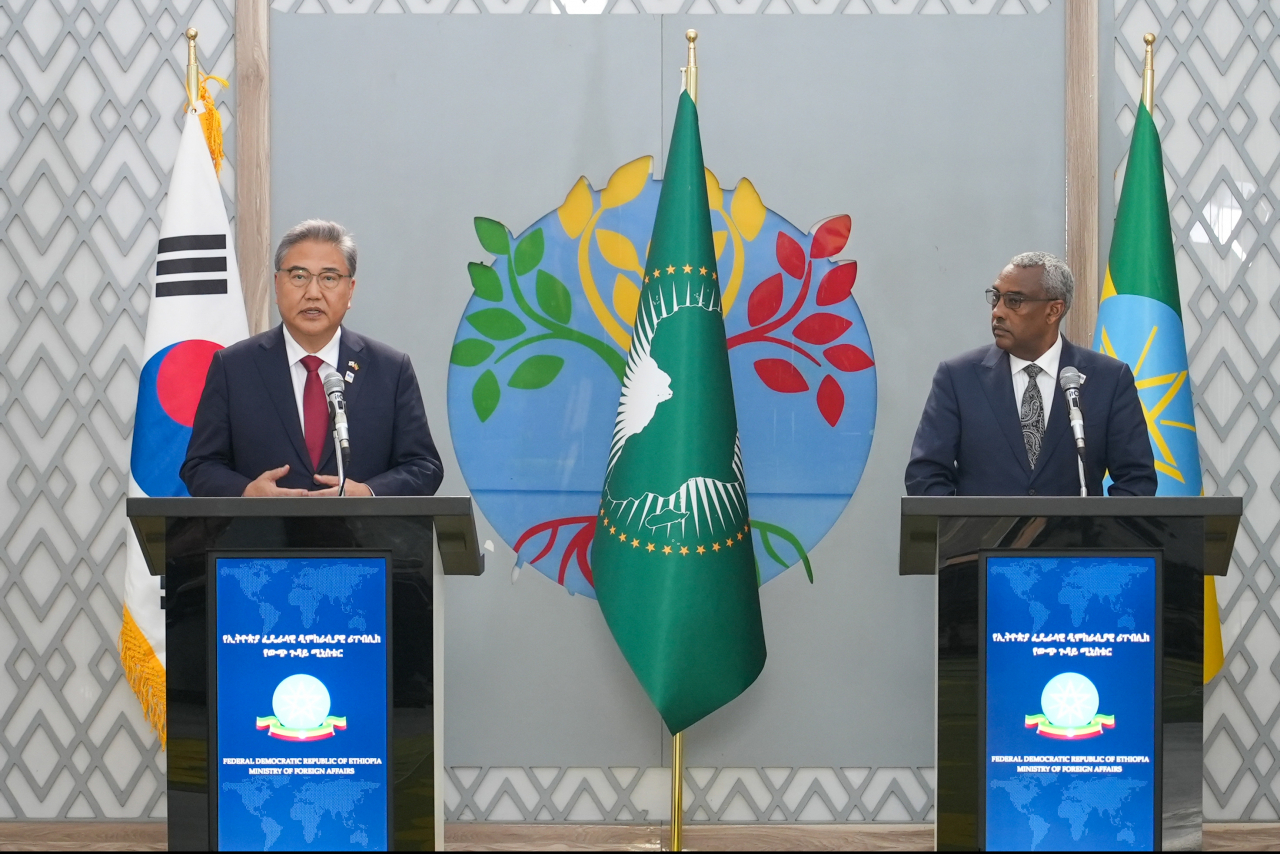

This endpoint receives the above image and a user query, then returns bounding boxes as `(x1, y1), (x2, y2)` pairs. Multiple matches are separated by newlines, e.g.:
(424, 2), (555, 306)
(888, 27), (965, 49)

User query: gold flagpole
(1141, 32), (1155, 113)
(669, 29), (697, 854)
(185, 28), (200, 113)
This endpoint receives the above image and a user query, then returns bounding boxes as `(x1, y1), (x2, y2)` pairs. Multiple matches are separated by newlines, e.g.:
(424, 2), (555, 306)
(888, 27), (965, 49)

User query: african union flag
(1093, 97), (1223, 681)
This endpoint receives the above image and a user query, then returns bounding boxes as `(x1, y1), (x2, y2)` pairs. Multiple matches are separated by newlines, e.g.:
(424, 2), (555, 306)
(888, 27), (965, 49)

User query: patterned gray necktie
(1021, 364), (1046, 469)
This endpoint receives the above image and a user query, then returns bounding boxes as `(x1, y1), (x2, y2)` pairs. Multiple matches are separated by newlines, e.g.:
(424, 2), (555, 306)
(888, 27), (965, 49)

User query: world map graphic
(990, 774), (1148, 850)
(989, 557), (1151, 632)
(219, 559), (379, 634)
(223, 778), (380, 850)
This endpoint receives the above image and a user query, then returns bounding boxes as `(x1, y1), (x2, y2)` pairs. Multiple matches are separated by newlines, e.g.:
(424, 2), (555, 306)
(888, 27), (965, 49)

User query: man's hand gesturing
(242, 464), (312, 497)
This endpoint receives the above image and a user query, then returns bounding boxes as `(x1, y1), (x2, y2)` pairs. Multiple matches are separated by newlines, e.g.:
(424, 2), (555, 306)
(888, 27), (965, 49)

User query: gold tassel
(119, 605), (167, 750)
(195, 72), (229, 175)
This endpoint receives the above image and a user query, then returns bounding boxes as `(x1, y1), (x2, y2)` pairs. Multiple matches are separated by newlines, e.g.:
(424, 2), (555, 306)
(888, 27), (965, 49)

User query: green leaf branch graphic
(514, 229), (545, 276)
(467, 262), (503, 302)
(466, 308), (526, 340)
(508, 355), (565, 389)
(472, 369), (500, 422)
(536, 270), (573, 324)
(474, 217), (510, 255)
(750, 519), (813, 583)
(450, 339), (495, 367)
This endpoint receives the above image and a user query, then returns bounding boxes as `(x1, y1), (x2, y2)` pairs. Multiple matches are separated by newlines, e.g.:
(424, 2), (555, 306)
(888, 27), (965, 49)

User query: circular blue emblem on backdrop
(447, 158), (877, 597)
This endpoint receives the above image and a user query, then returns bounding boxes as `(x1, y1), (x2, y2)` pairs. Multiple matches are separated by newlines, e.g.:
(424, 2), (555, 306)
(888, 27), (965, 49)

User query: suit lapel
(977, 345), (1033, 478)
(1032, 337), (1075, 482)
(316, 327), (366, 473)
(253, 325), (313, 472)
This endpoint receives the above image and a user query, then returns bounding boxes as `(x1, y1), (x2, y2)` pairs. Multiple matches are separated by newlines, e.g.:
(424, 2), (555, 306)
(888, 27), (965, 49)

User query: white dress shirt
(1008, 334), (1062, 430)
(282, 325), (342, 435)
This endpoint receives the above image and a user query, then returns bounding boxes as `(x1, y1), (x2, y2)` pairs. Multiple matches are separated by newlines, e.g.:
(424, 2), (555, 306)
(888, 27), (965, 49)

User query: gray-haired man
(904, 252), (1156, 497)
(181, 219), (443, 497)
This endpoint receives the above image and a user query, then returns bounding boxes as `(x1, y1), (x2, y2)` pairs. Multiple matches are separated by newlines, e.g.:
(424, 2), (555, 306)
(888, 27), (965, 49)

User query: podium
(127, 496), (483, 852)
(901, 496), (1242, 851)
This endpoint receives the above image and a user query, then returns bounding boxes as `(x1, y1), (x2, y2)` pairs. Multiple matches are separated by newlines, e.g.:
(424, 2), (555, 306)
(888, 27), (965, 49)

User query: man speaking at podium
(181, 220), (443, 497)
(905, 252), (1156, 497)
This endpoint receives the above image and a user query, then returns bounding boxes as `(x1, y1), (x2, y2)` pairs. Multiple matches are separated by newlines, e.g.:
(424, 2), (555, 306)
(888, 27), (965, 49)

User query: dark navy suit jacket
(180, 325), (444, 496)
(905, 337), (1156, 497)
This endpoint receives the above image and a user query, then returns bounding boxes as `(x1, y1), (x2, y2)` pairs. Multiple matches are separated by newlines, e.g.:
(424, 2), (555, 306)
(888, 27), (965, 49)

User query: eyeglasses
(277, 267), (352, 290)
(985, 288), (1058, 311)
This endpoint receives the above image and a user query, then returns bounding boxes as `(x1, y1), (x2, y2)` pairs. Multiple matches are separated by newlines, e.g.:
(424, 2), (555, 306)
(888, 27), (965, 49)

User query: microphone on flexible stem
(322, 371), (350, 495)
(1059, 366), (1088, 497)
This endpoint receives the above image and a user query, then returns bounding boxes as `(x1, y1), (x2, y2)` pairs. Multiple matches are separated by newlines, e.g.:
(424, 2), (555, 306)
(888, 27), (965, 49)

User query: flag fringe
(196, 73), (228, 175)
(119, 605), (167, 750)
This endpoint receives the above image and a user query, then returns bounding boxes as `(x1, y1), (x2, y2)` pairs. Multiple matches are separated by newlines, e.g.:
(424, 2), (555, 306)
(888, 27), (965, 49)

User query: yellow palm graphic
(1100, 325), (1194, 483)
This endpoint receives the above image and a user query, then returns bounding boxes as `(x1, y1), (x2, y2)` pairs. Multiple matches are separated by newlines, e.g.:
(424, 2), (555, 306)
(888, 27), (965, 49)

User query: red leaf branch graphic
(810, 215), (851, 259)
(776, 232), (806, 279)
(825, 343), (874, 372)
(514, 516), (596, 587)
(754, 359), (810, 393)
(816, 375), (844, 426)
(747, 273), (784, 327)
(793, 312), (852, 345)
(816, 261), (858, 306)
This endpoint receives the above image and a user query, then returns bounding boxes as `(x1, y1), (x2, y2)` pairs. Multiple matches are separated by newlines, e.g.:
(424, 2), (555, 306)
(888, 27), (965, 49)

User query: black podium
(901, 496), (1241, 851)
(127, 496), (483, 852)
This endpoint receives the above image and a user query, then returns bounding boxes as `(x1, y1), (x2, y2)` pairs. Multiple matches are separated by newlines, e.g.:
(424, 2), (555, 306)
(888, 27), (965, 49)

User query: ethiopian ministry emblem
(592, 91), (766, 736)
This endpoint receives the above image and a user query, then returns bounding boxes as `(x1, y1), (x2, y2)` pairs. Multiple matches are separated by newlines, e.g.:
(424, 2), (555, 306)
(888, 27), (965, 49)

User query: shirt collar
(1009, 333), (1063, 378)
(282, 324), (342, 368)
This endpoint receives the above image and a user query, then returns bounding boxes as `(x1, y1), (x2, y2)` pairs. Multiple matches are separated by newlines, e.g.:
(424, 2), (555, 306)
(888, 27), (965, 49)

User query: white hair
(275, 219), (357, 276)
(1009, 251), (1073, 311)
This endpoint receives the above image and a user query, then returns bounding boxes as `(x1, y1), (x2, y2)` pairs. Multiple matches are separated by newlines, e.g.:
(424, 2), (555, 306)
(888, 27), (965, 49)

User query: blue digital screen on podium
(984, 554), (1158, 851)
(214, 555), (390, 851)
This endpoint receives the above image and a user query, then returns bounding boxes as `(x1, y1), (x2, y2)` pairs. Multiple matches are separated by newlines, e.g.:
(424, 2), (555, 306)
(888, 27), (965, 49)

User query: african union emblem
(256, 674), (347, 742)
(447, 157), (876, 596)
(1025, 672), (1115, 740)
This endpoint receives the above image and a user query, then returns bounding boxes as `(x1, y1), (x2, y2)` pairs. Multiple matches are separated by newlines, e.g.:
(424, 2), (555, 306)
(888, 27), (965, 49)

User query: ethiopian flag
(592, 91), (766, 735)
(1094, 99), (1224, 682)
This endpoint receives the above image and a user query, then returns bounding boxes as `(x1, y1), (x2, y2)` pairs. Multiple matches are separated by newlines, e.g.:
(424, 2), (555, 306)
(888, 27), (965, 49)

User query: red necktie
(300, 355), (327, 469)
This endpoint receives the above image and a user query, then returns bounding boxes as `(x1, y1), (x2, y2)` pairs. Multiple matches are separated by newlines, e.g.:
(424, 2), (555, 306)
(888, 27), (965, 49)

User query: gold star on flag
(662, 546), (672, 555)
(682, 264), (693, 273)
(646, 543), (655, 552)
(737, 532), (743, 541)
(609, 526), (616, 534)
(725, 539), (734, 548)
(711, 542), (721, 552)
(644, 276), (649, 283)
(631, 538), (640, 547)
(653, 268), (661, 277)
(712, 272), (717, 279)
(667, 265), (676, 274)
(618, 532), (627, 542)
(699, 266), (707, 275)
(679, 546), (689, 555)
(696, 545), (706, 555)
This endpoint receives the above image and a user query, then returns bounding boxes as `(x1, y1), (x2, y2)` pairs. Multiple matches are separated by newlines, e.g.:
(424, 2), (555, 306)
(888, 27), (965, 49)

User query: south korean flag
(122, 109), (249, 739)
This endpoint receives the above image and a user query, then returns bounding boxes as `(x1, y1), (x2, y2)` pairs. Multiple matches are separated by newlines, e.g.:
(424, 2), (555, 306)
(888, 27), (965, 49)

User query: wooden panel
(1064, 0), (1099, 347)
(235, 0), (271, 335)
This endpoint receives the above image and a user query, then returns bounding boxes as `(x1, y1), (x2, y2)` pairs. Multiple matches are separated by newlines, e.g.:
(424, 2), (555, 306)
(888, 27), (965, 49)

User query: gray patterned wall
(0, 0), (235, 817)
(1100, 0), (1280, 822)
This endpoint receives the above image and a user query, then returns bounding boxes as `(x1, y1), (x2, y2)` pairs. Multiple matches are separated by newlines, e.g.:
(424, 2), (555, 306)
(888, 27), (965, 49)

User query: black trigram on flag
(155, 234), (228, 297)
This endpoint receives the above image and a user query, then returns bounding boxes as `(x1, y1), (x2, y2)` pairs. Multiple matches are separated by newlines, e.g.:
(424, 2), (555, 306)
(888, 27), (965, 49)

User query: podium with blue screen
(127, 496), (483, 852)
(901, 496), (1242, 851)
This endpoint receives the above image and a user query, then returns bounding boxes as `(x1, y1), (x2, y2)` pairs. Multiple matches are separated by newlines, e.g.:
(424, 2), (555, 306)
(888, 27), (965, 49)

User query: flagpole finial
(1142, 32), (1156, 114)
(682, 30), (698, 104)
(185, 29), (200, 115)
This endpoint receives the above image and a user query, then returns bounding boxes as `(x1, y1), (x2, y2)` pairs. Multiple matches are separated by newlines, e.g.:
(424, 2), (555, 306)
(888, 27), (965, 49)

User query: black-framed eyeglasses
(985, 288), (1058, 311)
(277, 267), (352, 290)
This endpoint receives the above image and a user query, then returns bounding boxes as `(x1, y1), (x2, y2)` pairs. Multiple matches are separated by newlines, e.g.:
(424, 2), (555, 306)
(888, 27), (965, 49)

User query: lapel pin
(348, 361), (359, 371)
(345, 371), (355, 382)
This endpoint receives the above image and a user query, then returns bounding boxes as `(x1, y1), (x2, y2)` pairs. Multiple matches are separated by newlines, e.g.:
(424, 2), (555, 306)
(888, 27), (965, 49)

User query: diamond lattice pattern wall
(0, 0), (235, 817)
(1108, 0), (1280, 822)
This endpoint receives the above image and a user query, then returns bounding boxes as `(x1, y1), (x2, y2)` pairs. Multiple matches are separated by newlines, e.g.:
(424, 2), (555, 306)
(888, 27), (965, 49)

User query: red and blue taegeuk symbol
(131, 339), (223, 496)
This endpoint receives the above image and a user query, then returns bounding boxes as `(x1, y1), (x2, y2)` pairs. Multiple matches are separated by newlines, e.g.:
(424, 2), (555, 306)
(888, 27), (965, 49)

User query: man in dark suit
(181, 220), (443, 497)
(905, 252), (1156, 497)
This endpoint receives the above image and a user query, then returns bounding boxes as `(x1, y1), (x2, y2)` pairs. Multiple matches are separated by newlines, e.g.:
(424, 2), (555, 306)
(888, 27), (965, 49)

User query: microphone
(322, 371), (350, 465)
(1059, 366), (1088, 497)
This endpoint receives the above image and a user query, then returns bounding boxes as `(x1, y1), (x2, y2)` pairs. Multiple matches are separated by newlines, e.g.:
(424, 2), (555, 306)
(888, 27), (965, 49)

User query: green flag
(592, 91), (766, 735)
(1093, 99), (1222, 681)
